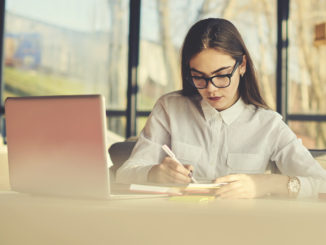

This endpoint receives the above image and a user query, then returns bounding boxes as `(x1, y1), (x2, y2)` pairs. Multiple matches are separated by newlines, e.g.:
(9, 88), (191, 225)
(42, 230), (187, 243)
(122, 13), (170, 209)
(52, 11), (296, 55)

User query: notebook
(5, 94), (164, 199)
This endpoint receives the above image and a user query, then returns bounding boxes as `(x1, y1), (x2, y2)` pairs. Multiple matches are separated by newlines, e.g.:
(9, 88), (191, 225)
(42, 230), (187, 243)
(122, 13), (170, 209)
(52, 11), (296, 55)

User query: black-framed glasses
(190, 60), (241, 89)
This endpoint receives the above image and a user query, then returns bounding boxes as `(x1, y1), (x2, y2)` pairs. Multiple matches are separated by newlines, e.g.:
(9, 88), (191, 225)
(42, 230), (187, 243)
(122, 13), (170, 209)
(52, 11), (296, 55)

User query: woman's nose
(206, 81), (218, 92)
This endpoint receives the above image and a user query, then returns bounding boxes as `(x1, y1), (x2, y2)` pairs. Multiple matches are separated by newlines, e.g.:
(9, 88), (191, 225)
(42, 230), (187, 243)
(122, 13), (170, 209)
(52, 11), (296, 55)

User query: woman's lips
(208, 96), (222, 101)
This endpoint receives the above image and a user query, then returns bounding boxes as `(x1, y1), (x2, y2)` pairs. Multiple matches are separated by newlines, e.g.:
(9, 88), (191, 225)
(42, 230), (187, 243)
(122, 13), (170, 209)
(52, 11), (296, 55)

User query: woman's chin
(208, 100), (225, 111)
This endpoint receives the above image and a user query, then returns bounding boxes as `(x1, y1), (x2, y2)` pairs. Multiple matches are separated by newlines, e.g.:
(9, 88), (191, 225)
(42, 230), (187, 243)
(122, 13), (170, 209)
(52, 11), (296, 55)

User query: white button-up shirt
(116, 91), (326, 198)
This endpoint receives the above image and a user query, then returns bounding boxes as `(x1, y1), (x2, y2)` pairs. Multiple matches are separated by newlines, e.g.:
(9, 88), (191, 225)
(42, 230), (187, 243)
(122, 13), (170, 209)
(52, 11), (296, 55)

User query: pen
(162, 144), (198, 183)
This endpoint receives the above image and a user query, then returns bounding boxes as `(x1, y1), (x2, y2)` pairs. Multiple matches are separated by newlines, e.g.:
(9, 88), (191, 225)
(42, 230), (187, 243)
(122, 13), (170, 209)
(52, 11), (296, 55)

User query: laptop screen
(5, 95), (111, 198)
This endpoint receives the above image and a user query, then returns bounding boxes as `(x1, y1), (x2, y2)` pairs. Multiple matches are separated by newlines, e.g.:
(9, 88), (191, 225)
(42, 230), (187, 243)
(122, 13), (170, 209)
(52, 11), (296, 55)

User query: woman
(116, 18), (326, 199)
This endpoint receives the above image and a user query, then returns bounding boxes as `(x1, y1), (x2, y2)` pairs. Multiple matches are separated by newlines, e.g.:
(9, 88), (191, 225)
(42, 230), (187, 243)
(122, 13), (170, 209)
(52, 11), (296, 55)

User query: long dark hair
(181, 18), (268, 109)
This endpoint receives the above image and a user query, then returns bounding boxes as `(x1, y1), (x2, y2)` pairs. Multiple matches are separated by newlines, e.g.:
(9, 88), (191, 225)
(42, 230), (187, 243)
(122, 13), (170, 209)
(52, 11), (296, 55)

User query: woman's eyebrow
(190, 66), (231, 75)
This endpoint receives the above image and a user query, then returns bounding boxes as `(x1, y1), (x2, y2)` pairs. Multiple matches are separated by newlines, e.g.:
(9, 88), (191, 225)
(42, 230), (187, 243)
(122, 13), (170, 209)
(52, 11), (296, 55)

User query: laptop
(5, 94), (163, 199)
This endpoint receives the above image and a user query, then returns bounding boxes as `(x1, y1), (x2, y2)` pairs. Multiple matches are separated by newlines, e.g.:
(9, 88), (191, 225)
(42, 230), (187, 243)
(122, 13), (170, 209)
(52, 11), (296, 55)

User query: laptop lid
(5, 95), (111, 199)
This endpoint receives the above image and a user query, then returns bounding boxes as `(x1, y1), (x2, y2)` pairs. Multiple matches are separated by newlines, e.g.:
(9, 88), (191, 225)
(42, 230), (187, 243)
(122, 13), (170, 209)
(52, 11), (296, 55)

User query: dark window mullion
(287, 114), (326, 121)
(0, 0), (6, 107)
(276, 0), (289, 122)
(126, 0), (141, 138)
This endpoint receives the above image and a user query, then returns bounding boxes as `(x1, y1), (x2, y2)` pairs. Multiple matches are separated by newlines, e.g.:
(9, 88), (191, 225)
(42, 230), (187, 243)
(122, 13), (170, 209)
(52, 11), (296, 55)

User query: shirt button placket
(209, 115), (222, 179)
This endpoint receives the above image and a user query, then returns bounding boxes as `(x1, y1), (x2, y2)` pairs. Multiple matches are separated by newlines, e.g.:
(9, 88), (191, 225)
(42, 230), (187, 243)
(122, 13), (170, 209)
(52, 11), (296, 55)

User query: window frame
(1, 0), (326, 141)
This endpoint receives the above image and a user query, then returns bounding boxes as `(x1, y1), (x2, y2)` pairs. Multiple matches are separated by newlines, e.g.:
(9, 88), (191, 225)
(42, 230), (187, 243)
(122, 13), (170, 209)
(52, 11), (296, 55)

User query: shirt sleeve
(270, 120), (326, 198)
(115, 99), (171, 184)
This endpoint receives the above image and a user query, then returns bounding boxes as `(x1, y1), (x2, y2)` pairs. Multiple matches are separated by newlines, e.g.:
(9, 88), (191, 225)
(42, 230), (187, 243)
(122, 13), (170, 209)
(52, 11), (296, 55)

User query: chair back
(309, 149), (326, 158)
(108, 141), (136, 178)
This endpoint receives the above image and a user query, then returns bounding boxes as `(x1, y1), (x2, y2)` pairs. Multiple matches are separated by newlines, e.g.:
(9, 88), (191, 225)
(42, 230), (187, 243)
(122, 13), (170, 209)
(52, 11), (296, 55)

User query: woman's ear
(240, 55), (247, 76)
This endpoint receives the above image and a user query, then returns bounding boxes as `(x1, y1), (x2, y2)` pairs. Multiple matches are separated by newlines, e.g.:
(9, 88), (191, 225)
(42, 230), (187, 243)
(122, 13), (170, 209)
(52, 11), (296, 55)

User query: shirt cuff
(297, 176), (326, 199)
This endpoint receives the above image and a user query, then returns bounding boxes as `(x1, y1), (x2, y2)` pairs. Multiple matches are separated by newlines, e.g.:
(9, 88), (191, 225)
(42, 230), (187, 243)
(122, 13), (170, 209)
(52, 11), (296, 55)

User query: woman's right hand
(147, 157), (193, 184)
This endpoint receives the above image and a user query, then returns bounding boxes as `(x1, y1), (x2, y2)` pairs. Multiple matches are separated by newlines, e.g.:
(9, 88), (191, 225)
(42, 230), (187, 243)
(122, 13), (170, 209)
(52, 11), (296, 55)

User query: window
(3, 0), (129, 137)
(4, 0), (326, 145)
(288, 0), (326, 148)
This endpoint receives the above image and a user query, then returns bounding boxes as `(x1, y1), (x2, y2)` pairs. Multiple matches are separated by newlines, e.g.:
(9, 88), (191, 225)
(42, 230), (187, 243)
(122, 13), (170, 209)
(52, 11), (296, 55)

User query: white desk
(0, 191), (325, 245)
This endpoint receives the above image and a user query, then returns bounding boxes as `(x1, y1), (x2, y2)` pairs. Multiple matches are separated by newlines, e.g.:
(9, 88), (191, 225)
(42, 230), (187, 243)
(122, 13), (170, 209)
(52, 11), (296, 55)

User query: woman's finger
(164, 157), (192, 177)
(159, 170), (183, 183)
(183, 164), (194, 172)
(215, 181), (242, 196)
(149, 157), (193, 183)
(166, 166), (192, 183)
(155, 159), (191, 183)
(215, 174), (243, 184)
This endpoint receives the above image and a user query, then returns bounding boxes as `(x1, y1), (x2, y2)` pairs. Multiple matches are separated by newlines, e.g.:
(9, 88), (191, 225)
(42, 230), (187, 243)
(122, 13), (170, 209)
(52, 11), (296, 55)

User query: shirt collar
(199, 97), (246, 125)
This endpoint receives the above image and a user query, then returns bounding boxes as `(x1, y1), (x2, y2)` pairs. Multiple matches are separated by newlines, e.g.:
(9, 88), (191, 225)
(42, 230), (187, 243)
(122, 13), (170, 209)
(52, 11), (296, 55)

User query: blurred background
(1, 0), (326, 149)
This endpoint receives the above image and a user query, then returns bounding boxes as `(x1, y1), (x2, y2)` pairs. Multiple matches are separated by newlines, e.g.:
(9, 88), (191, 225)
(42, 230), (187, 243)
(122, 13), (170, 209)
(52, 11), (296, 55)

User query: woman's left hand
(214, 174), (273, 199)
